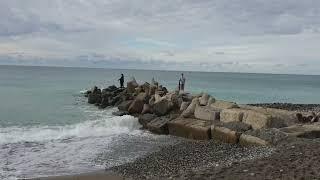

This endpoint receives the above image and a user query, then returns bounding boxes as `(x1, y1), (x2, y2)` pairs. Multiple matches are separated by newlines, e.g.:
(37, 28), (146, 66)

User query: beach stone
(149, 95), (155, 106)
(211, 126), (240, 144)
(168, 118), (211, 140)
(88, 93), (101, 104)
(280, 123), (320, 139)
(240, 105), (296, 127)
(149, 85), (157, 96)
(142, 82), (150, 94)
(246, 128), (288, 145)
(210, 100), (238, 110)
(135, 92), (148, 102)
(223, 122), (252, 132)
(118, 100), (133, 111)
(180, 102), (190, 112)
(138, 113), (157, 128)
(220, 108), (244, 123)
(181, 98), (200, 118)
(153, 98), (173, 116)
(127, 77), (139, 94)
(112, 111), (129, 116)
(154, 94), (162, 103)
(194, 106), (220, 121)
(147, 117), (170, 134)
(207, 97), (215, 106)
(142, 104), (153, 114)
(239, 134), (270, 146)
(128, 99), (144, 114)
(200, 93), (209, 106)
(242, 109), (283, 130)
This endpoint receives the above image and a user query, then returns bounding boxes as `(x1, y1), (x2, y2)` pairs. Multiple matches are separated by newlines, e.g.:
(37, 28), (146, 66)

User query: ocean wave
(0, 112), (141, 145)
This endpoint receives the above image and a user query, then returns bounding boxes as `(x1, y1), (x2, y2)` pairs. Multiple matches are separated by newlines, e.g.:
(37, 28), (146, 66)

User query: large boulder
(118, 100), (133, 111)
(138, 113), (157, 128)
(168, 118), (211, 140)
(211, 126), (240, 144)
(194, 106), (220, 121)
(199, 93), (209, 106)
(128, 99), (144, 114)
(210, 100), (238, 110)
(149, 85), (157, 96)
(240, 105), (297, 127)
(181, 98), (200, 118)
(280, 123), (320, 138)
(88, 93), (101, 104)
(153, 98), (173, 116)
(147, 117), (170, 134)
(239, 134), (270, 146)
(180, 102), (190, 112)
(142, 104), (153, 114)
(211, 122), (251, 144)
(142, 82), (150, 95)
(220, 108), (244, 123)
(112, 111), (129, 116)
(127, 77), (139, 93)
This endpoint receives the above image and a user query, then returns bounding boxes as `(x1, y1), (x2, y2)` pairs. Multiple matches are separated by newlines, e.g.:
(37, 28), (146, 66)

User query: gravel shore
(109, 139), (274, 179)
(248, 103), (320, 112)
(108, 104), (320, 179)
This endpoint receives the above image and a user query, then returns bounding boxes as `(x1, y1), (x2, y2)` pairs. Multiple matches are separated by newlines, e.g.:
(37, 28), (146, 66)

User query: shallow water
(1, 65), (320, 179)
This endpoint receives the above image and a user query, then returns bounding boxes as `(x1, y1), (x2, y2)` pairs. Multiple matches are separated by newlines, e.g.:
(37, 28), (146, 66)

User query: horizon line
(0, 63), (319, 76)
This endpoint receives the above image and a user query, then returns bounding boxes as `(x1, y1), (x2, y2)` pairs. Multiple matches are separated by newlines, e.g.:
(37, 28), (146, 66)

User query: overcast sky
(0, 0), (319, 74)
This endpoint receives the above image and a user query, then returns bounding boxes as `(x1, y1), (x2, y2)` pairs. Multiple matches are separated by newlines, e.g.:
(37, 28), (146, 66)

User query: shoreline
(32, 103), (320, 180)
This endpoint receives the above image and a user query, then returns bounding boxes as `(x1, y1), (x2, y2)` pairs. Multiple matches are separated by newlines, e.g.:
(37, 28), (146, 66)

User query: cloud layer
(0, 0), (320, 74)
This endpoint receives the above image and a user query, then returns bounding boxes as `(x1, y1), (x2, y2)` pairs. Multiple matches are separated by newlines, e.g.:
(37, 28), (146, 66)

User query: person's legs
(181, 83), (185, 91)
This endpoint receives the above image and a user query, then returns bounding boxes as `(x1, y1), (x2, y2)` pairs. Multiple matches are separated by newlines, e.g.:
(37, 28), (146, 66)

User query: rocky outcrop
(84, 78), (308, 147)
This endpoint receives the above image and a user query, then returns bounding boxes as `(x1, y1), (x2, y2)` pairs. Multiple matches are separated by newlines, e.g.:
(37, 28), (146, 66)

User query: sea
(1, 65), (320, 179)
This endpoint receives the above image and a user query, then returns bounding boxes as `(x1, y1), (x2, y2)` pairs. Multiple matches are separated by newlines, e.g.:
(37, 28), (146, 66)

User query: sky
(0, 0), (320, 74)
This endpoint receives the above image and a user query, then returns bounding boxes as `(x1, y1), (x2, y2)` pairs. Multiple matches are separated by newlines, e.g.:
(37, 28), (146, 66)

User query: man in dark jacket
(119, 74), (124, 88)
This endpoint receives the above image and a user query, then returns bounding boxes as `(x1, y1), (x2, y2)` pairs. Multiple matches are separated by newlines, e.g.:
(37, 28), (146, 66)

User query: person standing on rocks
(179, 73), (186, 91)
(119, 74), (124, 88)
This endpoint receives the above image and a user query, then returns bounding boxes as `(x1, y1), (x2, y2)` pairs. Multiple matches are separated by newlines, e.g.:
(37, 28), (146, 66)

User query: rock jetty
(84, 77), (320, 146)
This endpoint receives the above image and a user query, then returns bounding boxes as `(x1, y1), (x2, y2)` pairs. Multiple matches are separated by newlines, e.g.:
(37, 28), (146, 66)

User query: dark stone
(138, 113), (157, 128)
(147, 117), (170, 134)
(112, 111), (129, 116)
(88, 93), (101, 104)
(118, 100), (133, 111)
(153, 98), (173, 116)
(223, 122), (252, 133)
(128, 99), (144, 114)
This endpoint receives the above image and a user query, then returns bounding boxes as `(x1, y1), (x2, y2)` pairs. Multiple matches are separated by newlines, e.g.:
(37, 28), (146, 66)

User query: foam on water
(0, 112), (140, 144)
(0, 108), (179, 179)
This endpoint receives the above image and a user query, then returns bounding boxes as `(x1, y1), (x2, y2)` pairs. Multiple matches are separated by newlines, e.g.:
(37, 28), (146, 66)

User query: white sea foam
(0, 113), (141, 145)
